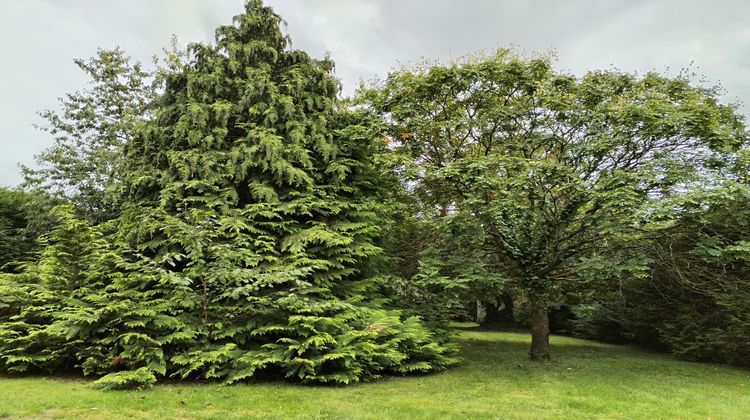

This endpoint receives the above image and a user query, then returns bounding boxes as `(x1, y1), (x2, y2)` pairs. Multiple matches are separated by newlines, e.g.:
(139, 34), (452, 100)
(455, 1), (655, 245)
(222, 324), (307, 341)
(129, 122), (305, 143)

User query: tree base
(529, 302), (551, 361)
(529, 350), (551, 361)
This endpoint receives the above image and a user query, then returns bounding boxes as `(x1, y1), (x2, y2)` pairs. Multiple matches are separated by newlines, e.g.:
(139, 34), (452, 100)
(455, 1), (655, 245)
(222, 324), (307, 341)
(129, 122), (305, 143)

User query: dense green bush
(0, 205), (113, 373)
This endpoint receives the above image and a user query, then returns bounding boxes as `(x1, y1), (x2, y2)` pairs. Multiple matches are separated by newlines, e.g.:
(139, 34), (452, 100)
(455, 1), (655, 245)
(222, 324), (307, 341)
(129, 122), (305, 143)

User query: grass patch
(1, 330), (748, 419)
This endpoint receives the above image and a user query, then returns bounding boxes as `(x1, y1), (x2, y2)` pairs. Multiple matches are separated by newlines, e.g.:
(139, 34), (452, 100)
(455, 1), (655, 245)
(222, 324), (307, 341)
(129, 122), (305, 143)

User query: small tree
(365, 50), (747, 360)
(0, 205), (109, 373)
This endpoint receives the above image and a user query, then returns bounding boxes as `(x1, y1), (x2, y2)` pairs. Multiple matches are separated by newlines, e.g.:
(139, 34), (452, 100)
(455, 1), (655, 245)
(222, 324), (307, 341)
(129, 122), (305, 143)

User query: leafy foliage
(573, 184), (750, 367)
(0, 205), (112, 373)
(91, 367), (157, 390)
(0, 187), (58, 272)
(363, 50), (748, 359)
(5, 0), (750, 380)
(22, 48), (154, 223)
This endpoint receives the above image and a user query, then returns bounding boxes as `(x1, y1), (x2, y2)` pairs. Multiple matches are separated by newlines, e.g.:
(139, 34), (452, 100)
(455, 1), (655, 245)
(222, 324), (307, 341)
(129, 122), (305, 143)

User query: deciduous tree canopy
(364, 50), (748, 360)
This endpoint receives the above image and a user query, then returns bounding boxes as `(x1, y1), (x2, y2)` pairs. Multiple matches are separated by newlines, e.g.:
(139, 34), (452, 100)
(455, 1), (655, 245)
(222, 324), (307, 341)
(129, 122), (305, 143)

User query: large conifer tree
(93, 0), (455, 385)
(0, 0), (455, 388)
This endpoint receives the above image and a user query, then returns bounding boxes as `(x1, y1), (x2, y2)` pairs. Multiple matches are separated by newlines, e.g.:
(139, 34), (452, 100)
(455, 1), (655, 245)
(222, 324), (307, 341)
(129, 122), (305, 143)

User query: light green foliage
(2, 330), (750, 418)
(22, 48), (153, 223)
(364, 50), (748, 357)
(0, 205), (111, 373)
(91, 367), (157, 390)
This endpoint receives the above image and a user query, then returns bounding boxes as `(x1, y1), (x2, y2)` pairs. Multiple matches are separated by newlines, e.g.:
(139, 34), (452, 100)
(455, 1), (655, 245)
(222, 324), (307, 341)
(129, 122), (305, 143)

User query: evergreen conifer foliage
(0, 205), (112, 374)
(103, 0), (456, 385)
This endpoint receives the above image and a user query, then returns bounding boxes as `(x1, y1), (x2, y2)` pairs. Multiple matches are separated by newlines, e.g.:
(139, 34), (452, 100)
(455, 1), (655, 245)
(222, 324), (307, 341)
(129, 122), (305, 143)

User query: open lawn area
(1, 328), (749, 419)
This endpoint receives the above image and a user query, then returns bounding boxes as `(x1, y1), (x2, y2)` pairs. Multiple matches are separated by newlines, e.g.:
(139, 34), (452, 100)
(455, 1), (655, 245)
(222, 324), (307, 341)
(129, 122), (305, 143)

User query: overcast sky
(1, 0), (749, 187)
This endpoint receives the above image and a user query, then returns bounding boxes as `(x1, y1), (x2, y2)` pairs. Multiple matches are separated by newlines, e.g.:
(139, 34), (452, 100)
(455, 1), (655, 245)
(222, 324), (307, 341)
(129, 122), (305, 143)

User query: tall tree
(22, 48), (153, 223)
(95, 0), (456, 385)
(365, 50), (747, 360)
(0, 1), (457, 388)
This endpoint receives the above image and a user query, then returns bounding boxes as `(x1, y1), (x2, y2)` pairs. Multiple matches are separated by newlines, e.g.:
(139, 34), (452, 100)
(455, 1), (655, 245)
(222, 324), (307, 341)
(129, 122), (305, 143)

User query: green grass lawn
(2, 327), (749, 419)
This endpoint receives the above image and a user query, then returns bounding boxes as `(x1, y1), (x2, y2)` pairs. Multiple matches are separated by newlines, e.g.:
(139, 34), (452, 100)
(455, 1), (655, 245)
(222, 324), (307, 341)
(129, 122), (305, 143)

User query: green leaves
(0, 205), (111, 375)
(23, 48), (155, 224)
(365, 49), (748, 299)
(574, 184), (750, 367)
(363, 49), (749, 359)
(0, 187), (57, 273)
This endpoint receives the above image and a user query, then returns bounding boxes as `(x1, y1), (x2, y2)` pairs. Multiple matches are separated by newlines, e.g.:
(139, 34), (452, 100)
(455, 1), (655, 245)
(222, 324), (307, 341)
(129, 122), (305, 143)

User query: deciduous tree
(365, 50), (747, 360)
(23, 48), (153, 223)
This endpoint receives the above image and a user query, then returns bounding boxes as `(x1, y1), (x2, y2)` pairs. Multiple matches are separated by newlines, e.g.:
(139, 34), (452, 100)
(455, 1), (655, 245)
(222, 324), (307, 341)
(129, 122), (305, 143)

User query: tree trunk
(475, 300), (485, 324)
(529, 302), (550, 361)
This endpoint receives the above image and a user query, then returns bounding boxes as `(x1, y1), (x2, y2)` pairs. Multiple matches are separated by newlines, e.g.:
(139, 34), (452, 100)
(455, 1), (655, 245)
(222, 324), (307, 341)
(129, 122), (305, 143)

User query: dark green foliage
(573, 185), (750, 366)
(374, 147), (508, 332)
(107, 0), (456, 384)
(377, 211), (477, 333)
(0, 187), (58, 273)
(382, 247), (481, 337)
(0, 0), (456, 387)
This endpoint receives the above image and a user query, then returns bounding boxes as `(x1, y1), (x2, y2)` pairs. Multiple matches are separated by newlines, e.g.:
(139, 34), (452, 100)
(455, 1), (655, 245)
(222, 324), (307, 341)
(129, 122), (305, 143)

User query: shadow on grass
(454, 331), (670, 366)
(458, 337), (625, 357)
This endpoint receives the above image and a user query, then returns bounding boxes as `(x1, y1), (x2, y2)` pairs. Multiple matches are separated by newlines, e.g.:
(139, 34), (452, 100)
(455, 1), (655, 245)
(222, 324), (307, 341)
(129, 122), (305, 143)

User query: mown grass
(1, 327), (749, 419)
